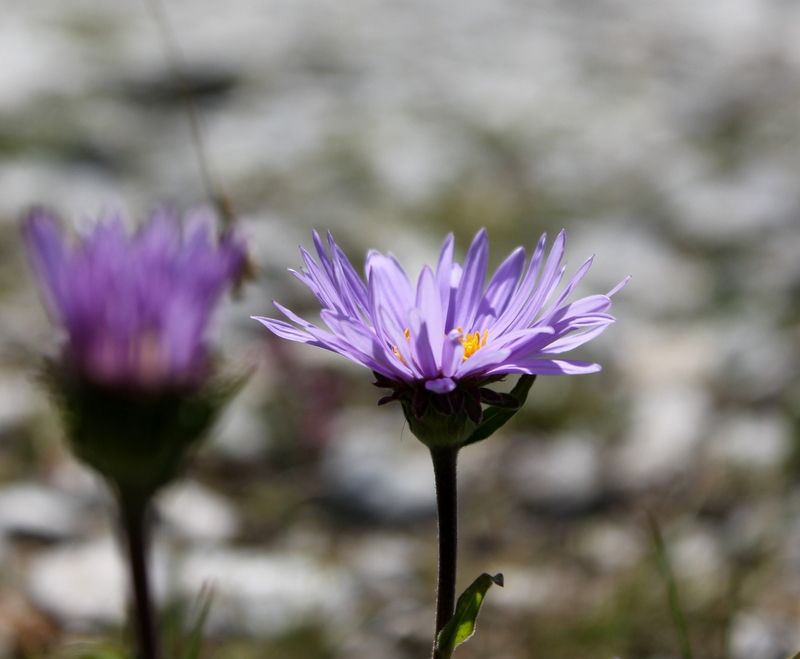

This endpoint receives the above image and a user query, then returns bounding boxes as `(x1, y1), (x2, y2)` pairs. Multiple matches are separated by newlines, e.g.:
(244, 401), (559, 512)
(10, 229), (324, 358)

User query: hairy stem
(119, 493), (159, 659)
(431, 446), (459, 658)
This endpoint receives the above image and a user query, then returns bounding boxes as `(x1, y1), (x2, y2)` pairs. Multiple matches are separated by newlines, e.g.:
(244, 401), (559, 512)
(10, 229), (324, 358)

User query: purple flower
(24, 207), (247, 388)
(254, 229), (626, 425)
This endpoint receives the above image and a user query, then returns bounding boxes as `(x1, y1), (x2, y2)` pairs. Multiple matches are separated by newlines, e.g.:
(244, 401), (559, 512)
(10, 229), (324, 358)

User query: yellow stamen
(392, 327), (488, 364)
(458, 328), (488, 361)
(392, 328), (412, 364)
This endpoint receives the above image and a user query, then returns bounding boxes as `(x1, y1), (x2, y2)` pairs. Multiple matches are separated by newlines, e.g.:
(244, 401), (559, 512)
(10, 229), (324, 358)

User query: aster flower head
(255, 228), (625, 447)
(24, 207), (248, 499)
(24, 207), (247, 389)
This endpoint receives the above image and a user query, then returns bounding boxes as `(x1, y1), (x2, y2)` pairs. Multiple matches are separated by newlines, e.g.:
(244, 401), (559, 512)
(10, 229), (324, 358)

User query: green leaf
(461, 375), (536, 447)
(648, 513), (693, 659)
(180, 586), (215, 659)
(785, 652), (800, 659)
(435, 572), (504, 658)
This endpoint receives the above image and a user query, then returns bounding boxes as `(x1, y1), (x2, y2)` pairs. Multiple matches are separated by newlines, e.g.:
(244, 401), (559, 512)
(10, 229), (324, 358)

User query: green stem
(431, 446), (459, 659)
(648, 514), (693, 659)
(119, 492), (159, 659)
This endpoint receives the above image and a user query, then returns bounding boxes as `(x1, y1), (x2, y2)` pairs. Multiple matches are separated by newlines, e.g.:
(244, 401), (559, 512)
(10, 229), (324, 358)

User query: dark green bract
(400, 374), (536, 450)
(401, 403), (478, 450)
(43, 360), (244, 503)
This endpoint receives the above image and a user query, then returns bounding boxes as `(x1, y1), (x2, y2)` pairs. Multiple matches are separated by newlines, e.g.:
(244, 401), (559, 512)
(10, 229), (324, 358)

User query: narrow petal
(474, 246), (525, 328)
(492, 327), (556, 361)
(441, 329), (464, 377)
(490, 232), (553, 335)
(408, 310), (439, 378)
(367, 252), (415, 330)
(426, 377), (457, 394)
(301, 319), (389, 372)
(379, 307), (418, 378)
(453, 228), (489, 330)
(436, 233), (455, 308)
(416, 265), (444, 359)
(549, 313), (616, 332)
(486, 358), (601, 376)
(539, 323), (613, 354)
(298, 246), (343, 311)
(320, 310), (411, 378)
(252, 316), (319, 344)
(511, 231), (568, 329)
(537, 254), (595, 324)
(454, 345), (512, 379)
(546, 294), (612, 322)
(298, 243), (356, 316)
(273, 301), (320, 329)
(324, 232), (365, 319)
(607, 275), (631, 297)
(444, 263), (462, 331)
(329, 232), (369, 314)
(312, 230), (335, 281)
(22, 210), (70, 316)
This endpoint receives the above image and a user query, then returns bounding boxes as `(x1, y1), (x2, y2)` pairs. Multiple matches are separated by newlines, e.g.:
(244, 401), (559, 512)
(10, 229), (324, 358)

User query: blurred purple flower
(24, 207), (246, 388)
(254, 229), (626, 419)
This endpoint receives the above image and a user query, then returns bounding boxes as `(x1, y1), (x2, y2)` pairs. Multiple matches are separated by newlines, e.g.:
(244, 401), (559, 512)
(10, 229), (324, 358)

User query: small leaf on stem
(461, 375), (536, 447)
(435, 572), (504, 659)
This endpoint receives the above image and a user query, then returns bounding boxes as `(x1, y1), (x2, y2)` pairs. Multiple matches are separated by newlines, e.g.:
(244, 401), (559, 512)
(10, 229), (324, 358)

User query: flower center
(391, 328), (488, 365)
(458, 328), (488, 360)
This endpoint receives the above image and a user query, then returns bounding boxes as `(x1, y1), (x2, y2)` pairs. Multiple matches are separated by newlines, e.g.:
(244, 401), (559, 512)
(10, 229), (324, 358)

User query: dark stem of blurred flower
(120, 493), (159, 659)
(431, 446), (459, 658)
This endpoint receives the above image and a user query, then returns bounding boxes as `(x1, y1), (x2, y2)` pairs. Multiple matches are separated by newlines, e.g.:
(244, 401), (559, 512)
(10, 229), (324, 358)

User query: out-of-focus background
(1, 0), (800, 657)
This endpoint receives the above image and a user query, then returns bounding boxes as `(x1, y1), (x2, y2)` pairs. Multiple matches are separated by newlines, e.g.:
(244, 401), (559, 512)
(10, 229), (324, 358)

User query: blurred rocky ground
(1, 0), (800, 657)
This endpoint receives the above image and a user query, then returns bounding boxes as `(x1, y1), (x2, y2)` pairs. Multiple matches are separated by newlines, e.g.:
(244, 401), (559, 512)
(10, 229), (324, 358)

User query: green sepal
(400, 402), (478, 451)
(41, 359), (248, 503)
(435, 572), (504, 659)
(461, 375), (535, 448)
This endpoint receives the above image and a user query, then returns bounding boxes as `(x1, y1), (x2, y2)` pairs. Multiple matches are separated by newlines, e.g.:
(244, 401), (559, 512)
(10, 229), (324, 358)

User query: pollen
(458, 328), (488, 360)
(393, 328), (411, 364)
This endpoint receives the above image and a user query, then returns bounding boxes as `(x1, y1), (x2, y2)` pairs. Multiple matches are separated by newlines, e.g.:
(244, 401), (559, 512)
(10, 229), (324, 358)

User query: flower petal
(328, 232), (369, 314)
(320, 310), (411, 377)
(441, 329), (464, 378)
(608, 275), (631, 297)
(366, 252), (415, 331)
(454, 345), (512, 379)
(474, 246), (525, 329)
(408, 309), (439, 379)
(539, 323), (613, 355)
(490, 232), (551, 335)
(416, 265), (444, 359)
(22, 209), (71, 318)
(252, 316), (319, 344)
(511, 231), (568, 329)
(486, 358), (602, 376)
(436, 233), (455, 309)
(425, 377), (457, 394)
(453, 228), (488, 331)
(537, 254), (595, 324)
